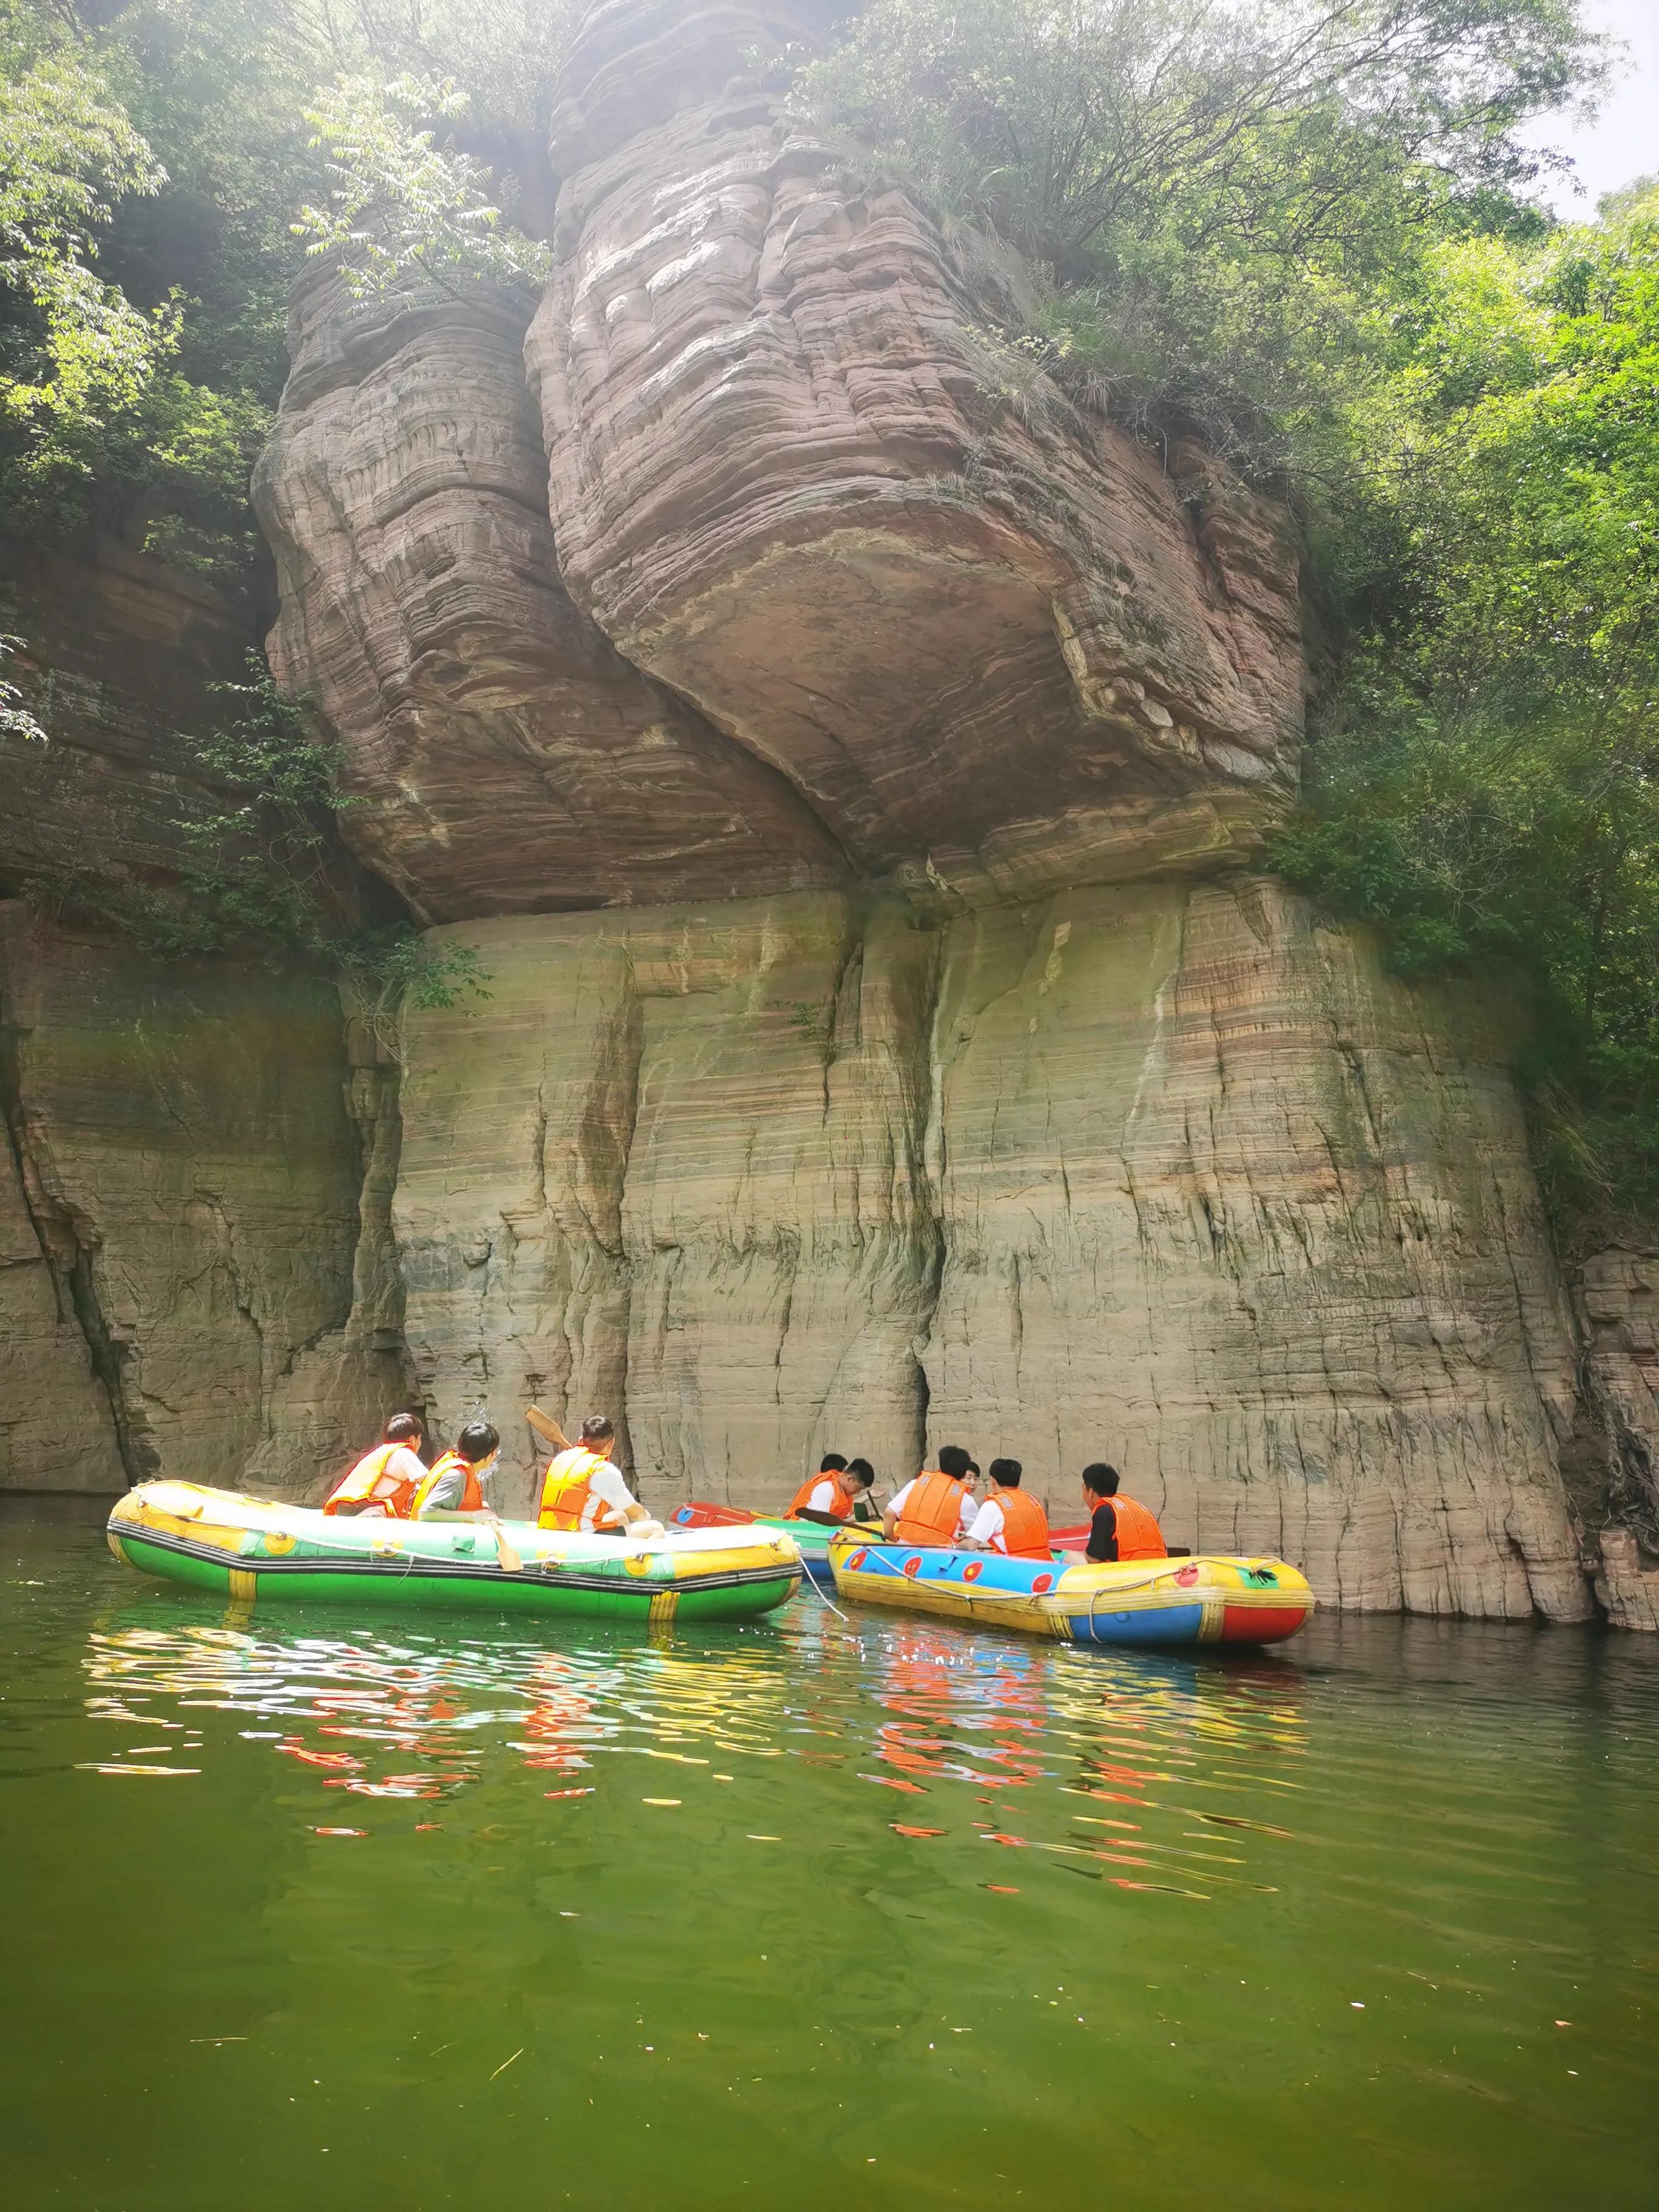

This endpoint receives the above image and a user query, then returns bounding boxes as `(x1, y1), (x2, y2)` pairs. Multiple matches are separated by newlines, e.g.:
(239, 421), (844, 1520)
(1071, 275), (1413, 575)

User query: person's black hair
(580, 1413), (616, 1443)
(1081, 1462), (1119, 1496)
(457, 1421), (500, 1462)
(988, 1457), (1022, 1487)
(937, 1444), (973, 1479)
(845, 1458), (874, 1486)
(383, 1412), (423, 1444)
(819, 1452), (849, 1473)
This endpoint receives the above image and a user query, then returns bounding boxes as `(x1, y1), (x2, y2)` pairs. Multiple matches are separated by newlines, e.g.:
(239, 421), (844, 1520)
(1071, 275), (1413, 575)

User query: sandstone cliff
(233, 0), (1620, 1619)
(392, 881), (1589, 1621)
(0, 541), (403, 1498)
(7, 1), (1649, 1620)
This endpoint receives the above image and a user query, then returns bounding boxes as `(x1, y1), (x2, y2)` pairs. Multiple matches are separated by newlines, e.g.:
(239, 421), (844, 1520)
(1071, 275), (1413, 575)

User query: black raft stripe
(115, 1525), (799, 1595)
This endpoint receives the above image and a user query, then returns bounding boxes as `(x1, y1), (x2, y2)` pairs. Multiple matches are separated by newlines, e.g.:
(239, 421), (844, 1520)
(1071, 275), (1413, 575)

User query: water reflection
(80, 1600), (1323, 1907)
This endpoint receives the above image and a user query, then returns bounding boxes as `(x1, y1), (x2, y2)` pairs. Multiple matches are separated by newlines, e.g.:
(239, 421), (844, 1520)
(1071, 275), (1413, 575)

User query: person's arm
(417, 1460), (503, 1524)
(592, 1462), (659, 1534)
(882, 1481), (914, 1543)
(413, 1464), (468, 1521)
(1085, 1500), (1118, 1563)
(964, 1499), (999, 1550)
(793, 1478), (846, 1527)
(372, 1445), (426, 1503)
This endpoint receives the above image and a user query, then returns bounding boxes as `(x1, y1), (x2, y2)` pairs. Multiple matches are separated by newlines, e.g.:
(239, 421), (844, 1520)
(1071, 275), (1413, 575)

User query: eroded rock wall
(0, 906), (399, 1498)
(252, 271), (845, 921)
(395, 883), (1589, 1618)
(532, 69), (1302, 903)
(0, 538), (411, 1500)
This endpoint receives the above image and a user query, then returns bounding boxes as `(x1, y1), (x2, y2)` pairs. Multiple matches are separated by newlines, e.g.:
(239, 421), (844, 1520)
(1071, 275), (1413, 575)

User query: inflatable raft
(108, 1483), (803, 1623)
(669, 1500), (863, 1590)
(829, 1535), (1313, 1647)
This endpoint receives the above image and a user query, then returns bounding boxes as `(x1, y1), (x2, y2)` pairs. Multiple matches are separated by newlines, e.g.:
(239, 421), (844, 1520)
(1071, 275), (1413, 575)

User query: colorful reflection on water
(4, 1524), (1657, 2210)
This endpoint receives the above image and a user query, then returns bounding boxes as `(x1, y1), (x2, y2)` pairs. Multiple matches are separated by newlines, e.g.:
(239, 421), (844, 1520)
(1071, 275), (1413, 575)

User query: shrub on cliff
(791, 0), (1601, 478)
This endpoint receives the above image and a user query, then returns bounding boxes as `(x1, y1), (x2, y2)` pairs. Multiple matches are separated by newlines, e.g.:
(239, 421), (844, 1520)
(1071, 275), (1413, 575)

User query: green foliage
(793, 0), (1600, 477)
(0, 0), (567, 577)
(1270, 186), (1659, 1227)
(0, 631), (45, 742)
(0, 57), (172, 499)
(35, 654), (489, 1042)
(294, 72), (551, 300)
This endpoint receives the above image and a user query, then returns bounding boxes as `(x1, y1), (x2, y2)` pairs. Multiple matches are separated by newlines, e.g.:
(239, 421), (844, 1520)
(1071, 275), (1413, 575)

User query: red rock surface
(255, 269), (843, 921)
(531, 5), (1303, 902)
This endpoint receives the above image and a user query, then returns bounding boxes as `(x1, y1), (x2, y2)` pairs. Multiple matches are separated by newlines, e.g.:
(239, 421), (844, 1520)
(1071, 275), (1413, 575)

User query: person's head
(457, 1420), (500, 1469)
(988, 1457), (1022, 1488)
(937, 1445), (974, 1481)
(580, 1414), (615, 1448)
(845, 1458), (875, 1490)
(383, 1411), (423, 1446)
(820, 1452), (849, 1474)
(1082, 1463), (1119, 1500)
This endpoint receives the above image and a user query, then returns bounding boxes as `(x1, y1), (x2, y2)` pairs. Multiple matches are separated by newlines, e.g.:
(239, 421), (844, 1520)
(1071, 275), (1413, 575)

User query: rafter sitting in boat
(538, 1414), (665, 1539)
(882, 1447), (979, 1546)
(785, 1455), (877, 1526)
(320, 1411), (429, 1518)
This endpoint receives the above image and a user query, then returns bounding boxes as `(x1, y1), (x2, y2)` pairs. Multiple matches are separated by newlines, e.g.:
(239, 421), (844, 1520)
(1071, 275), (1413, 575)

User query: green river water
(4, 1520), (1657, 2211)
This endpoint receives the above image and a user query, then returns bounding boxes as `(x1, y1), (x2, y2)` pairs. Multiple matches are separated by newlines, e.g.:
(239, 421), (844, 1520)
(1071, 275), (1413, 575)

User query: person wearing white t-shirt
(965, 1458), (1052, 1559)
(537, 1414), (663, 1537)
(883, 1445), (979, 1545)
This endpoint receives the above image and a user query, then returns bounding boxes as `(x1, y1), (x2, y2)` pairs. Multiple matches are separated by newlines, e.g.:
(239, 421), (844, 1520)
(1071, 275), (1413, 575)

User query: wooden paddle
(525, 1404), (571, 1452)
(503, 1406), (572, 1576)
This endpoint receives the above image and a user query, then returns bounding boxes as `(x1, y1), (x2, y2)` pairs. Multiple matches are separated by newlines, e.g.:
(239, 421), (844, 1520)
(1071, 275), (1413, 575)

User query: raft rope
(797, 1556), (850, 1623)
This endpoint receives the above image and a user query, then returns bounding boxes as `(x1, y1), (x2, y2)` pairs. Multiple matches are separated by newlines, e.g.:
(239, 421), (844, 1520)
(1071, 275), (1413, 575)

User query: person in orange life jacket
(411, 1421), (504, 1523)
(786, 1453), (876, 1526)
(1081, 1464), (1167, 1563)
(965, 1458), (1052, 1559)
(322, 1411), (428, 1517)
(538, 1415), (665, 1538)
(844, 1458), (880, 1521)
(883, 1444), (979, 1546)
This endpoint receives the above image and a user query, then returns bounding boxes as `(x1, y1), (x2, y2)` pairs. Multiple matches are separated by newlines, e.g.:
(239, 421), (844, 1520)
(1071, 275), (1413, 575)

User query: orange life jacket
(1096, 1492), (1167, 1561)
(985, 1486), (1051, 1560)
(538, 1447), (628, 1533)
(411, 1449), (484, 1517)
(893, 1471), (970, 1546)
(786, 1469), (857, 1521)
(323, 1441), (420, 1519)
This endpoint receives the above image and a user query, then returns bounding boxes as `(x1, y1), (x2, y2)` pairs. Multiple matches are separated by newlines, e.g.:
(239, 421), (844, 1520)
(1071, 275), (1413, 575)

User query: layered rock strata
(0, 538), (409, 1498)
(253, 272), (845, 921)
(0, 537), (252, 900)
(397, 882), (1589, 1620)
(0, 905), (397, 1498)
(235, 0), (1620, 1617)
(531, 7), (1302, 903)
(1574, 1247), (1659, 1625)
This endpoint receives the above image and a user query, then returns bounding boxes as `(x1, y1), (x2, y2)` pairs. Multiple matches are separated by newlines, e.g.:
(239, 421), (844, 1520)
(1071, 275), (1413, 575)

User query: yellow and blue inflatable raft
(830, 1534), (1313, 1647)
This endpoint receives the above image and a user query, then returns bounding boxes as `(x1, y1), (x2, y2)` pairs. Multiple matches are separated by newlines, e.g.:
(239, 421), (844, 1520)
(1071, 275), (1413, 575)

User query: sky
(1518, 0), (1658, 214)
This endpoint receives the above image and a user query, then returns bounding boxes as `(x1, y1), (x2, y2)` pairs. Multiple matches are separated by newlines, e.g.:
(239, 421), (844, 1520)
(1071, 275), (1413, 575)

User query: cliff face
(5, 1), (1642, 1617)
(392, 880), (1588, 1620)
(0, 541), (403, 1498)
(234, 0), (1613, 1618)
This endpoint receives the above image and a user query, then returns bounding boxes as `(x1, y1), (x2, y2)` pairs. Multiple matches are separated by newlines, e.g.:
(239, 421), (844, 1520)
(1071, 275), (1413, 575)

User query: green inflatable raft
(107, 1481), (803, 1624)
